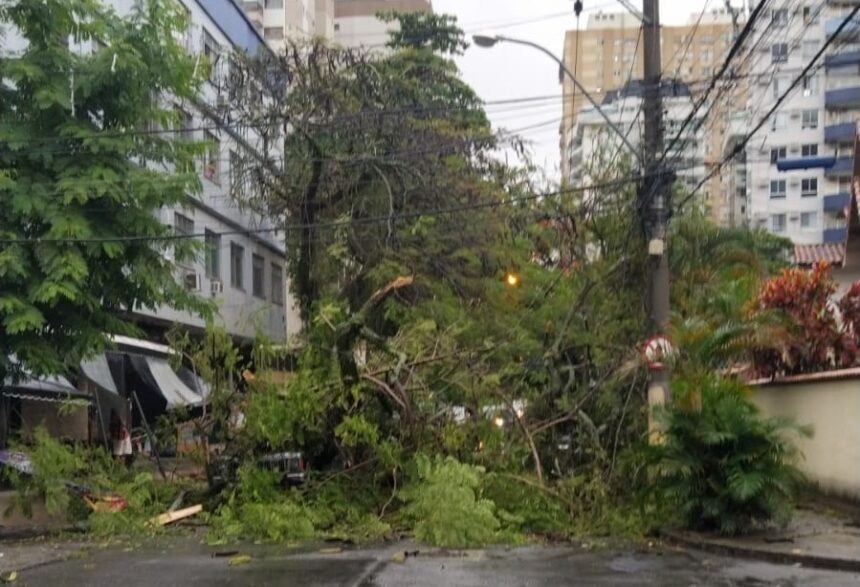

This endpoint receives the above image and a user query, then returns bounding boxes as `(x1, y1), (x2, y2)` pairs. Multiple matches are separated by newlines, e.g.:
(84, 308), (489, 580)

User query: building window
(174, 212), (194, 237)
(770, 180), (786, 199)
(204, 131), (220, 183)
(270, 263), (284, 305)
(252, 254), (265, 299)
(176, 108), (194, 141)
(801, 177), (818, 197)
(802, 40), (819, 59)
(702, 66), (712, 77)
(802, 75), (819, 96)
(801, 109), (819, 129)
(334, 23), (340, 31)
(801, 211), (818, 229)
(771, 43), (788, 64)
(203, 29), (220, 82)
(229, 150), (242, 195)
(230, 243), (244, 290)
(770, 147), (786, 163)
(264, 27), (284, 40)
(801, 143), (818, 157)
(771, 112), (788, 130)
(205, 230), (220, 279)
(701, 48), (713, 62)
(773, 76), (788, 100)
(265, 0), (283, 7)
(803, 5), (820, 24)
(772, 8), (788, 27)
(771, 213), (787, 233)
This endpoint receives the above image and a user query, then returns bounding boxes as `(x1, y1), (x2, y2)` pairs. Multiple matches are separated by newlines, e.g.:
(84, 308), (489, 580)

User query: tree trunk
(296, 141), (323, 325)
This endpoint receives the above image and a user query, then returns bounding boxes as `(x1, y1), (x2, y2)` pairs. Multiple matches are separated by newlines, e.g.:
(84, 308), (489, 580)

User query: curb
(662, 529), (860, 573)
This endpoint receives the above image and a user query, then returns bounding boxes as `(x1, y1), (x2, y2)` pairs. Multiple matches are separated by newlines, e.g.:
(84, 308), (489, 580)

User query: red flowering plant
(752, 262), (860, 377)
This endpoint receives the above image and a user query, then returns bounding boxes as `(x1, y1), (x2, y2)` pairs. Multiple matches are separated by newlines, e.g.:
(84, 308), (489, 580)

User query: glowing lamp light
(493, 416), (505, 428)
(504, 272), (520, 287)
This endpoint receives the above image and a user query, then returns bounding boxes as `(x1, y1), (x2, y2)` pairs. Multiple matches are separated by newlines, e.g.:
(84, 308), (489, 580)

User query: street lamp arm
(491, 34), (643, 165)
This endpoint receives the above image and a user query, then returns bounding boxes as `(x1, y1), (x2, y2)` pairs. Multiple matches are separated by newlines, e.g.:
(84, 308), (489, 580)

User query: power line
(676, 2), (860, 213)
(0, 169), (691, 246)
(658, 0), (771, 165)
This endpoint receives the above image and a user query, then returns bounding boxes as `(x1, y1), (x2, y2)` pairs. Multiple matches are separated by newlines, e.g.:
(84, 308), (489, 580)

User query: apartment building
(561, 9), (737, 222)
(333, 0), (432, 49)
(738, 1), (860, 254)
(4, 0), (299, 343)
(244, 0), (335, 50)
(568, 79), (706, 195)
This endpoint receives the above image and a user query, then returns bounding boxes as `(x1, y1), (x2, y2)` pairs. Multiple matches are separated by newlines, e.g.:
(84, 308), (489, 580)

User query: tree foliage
(0, 0), (208, 380)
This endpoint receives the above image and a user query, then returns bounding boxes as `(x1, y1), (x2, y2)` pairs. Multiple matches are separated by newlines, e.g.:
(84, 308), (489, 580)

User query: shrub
(646, 375), (808, 535)
(401, 455), (499, 548)
(208, 463), (316, 543)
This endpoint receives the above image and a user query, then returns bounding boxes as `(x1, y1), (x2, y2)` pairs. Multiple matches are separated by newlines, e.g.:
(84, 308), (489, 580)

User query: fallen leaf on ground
(228, 555), (252, 567)
(1, 571), (17, 583)
(319, 548), (342, 555)
(391, 552), (406, 564)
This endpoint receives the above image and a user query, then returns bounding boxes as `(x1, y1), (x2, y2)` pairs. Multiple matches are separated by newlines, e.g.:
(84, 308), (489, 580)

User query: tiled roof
(793, 243), (845, 266)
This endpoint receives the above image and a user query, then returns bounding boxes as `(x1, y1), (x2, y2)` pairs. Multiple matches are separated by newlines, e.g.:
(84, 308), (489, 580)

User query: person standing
(109, 409), (132, 466)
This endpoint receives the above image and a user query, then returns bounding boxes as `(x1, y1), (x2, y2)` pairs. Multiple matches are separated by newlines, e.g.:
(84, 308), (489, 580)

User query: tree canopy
(0, 0), (208, 379)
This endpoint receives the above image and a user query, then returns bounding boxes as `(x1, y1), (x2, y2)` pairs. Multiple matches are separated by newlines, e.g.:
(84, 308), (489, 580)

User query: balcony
(825, 86), (860, 109)
(826, 14), (860, 40)
(825, 50), (860, 69)
(824, 192), (851, 212)
(824, 226), (848, 243)
(824, 121), (856, 143)
(824, 156), (854, 178)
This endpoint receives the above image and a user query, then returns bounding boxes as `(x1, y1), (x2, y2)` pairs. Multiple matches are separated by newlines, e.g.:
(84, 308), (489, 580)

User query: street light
(471, 33), (642, 164)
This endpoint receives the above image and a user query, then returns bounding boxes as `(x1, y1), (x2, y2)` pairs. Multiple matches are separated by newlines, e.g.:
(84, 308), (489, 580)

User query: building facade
(3, 0), (299, 343)
(561, 9), (737, 222)
(333, 0), (432, 49)
(243, 0), (335, 50)
(740, 1), (859, 250)
(568, 80), (706, 195)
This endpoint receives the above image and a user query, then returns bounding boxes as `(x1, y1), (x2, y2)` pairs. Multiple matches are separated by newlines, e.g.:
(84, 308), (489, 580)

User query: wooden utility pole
(641, 0), (672, 432)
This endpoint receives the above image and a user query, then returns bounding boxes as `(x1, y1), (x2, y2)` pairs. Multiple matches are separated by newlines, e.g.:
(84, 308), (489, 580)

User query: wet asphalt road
(15, 540), (860, 586)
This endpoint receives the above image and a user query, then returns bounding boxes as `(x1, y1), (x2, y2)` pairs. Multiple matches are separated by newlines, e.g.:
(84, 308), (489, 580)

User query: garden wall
(751, 369), (860, 502)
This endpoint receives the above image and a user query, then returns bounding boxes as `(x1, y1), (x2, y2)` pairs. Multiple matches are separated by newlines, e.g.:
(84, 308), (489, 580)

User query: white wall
(752, 373), (860, 502)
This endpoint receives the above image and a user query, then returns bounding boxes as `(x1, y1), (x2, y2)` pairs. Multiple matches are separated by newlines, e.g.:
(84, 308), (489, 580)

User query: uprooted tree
(217, 12), (652, 493)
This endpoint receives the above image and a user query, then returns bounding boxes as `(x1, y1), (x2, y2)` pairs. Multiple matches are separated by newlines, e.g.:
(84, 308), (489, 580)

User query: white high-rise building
(333, 0), (432, 49)
(244, 0), (335, 50)
(567, 80), (706, 199)
(740, 1), (860, 255)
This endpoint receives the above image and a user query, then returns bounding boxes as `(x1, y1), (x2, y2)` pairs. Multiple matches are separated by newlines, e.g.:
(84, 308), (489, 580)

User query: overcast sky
(431, 0), (744, 179)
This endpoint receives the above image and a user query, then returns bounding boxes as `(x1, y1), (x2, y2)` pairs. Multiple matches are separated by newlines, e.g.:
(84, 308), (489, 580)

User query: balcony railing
(826, 14), (860, 39)
(824, 226), (848, 243)
(825, 50), (860, 69)
(824, 156), (854, 178)
(825, 85), (860, 109)
(824, 121), (856, 143)
(824, 192), (851, 212)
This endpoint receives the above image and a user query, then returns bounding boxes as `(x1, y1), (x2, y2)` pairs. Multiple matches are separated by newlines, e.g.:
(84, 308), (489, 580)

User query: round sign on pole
(643, 336), (675, 370)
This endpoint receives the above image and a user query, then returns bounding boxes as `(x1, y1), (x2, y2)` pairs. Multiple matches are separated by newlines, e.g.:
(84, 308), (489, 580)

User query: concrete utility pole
(641, 0), (672, 429)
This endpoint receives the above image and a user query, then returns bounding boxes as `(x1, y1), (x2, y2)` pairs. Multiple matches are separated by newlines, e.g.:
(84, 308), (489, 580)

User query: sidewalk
(664, 506), (860, 572)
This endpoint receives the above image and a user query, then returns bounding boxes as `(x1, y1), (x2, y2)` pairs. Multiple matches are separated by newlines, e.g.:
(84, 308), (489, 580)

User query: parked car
(207, 450), (305, 491)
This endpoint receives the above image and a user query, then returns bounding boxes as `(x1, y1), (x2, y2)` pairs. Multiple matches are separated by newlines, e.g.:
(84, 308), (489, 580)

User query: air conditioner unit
(790, 179), (800, 187)
(184, 272), (202, 291)
(210, 279), (224, 295)
(789, 111), (800, 119)
(789, 213), (800, 220)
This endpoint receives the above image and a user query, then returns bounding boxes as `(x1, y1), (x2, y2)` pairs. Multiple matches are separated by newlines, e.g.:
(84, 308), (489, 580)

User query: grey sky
(432, 0), (743, 179)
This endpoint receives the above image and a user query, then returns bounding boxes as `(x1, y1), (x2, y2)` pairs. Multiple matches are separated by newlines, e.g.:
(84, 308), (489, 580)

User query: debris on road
(227, 555), (252, 567)
(151, 504), (202, 526)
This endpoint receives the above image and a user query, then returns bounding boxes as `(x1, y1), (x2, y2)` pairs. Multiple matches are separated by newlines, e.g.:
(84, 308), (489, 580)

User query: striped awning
(793, 243), (845, 266)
